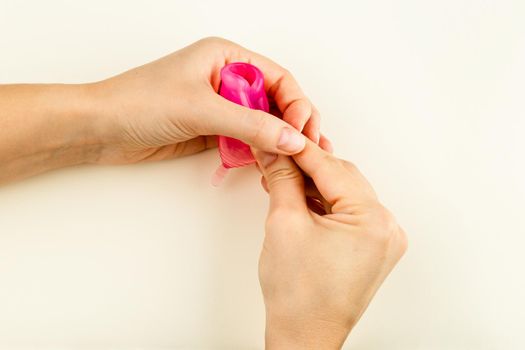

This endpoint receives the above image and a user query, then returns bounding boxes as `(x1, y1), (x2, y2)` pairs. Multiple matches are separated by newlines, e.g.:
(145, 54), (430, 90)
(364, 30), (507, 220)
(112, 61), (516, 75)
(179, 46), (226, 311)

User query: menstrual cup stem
(212, 62), (268, 186)
(211, 164), (229, 187)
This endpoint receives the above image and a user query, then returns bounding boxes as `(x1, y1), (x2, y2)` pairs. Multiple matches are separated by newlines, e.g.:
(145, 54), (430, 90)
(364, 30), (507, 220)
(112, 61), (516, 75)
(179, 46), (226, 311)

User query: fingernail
(258, 152), (278, 168)
(277, 128), (305, 153)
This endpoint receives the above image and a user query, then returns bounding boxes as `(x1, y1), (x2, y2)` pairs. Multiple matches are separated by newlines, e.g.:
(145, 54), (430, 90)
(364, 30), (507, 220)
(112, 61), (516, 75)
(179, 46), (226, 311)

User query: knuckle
(281, 67), (292, 78)
(284, 100), (312, 129)
(396, 226), (409, 256)
(312, 104), (321, 117)
(374, 205), (398, 234)
(267, 166), (301, 184)
(341, 159), (358, 173)
(248, 112), (271, 146)
(298, 99), (313, 121)
(326, 154), (344, 169)
(285, 98), (308, 115)
(363, 204), (400, 246)
(320, 152), (336, 164)
(310, 153), (341, 176)
(309, 106), (321, 125)
(197, 36), (236, 52)
(281, 67), (298, 85)
(200, 36), (227, 45)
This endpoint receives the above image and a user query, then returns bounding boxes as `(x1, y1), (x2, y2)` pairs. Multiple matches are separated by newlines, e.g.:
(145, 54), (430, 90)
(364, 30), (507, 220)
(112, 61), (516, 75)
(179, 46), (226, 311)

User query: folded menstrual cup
(211, 62), (269, 186)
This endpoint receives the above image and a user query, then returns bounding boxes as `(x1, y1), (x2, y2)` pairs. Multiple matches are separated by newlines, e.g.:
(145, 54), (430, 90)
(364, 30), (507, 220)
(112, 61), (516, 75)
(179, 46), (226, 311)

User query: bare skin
(0, 37), (327, 184)
(253, 141), (407, 349)
(0, 37), (406, 349)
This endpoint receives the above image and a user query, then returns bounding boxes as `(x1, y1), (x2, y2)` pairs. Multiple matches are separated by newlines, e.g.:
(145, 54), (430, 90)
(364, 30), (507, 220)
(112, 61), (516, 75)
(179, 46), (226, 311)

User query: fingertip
(292, 137), (332, 172)
(319, 134), (334, 153)
(276, 127), (306, 154)
(282, 99), (312, 132)
(302, 122), (319, 144)
(302, 107), (321, 144)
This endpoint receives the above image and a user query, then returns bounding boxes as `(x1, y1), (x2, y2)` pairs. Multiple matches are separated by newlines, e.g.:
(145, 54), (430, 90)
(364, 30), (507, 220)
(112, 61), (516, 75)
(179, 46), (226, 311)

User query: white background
(1, 0), (524, 349)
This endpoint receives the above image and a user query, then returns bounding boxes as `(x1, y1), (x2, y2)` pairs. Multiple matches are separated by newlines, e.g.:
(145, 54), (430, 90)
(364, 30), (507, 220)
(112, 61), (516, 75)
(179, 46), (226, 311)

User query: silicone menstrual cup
(211, 63), (269, 186)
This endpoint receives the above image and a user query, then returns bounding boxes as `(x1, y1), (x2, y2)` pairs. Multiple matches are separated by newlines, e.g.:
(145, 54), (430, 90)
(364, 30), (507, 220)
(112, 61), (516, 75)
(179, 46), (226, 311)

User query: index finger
(292, 139), (378, 209)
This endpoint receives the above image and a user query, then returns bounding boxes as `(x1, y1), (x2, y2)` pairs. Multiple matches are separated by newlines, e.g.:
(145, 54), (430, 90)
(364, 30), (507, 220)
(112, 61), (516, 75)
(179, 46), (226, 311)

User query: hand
(252, 141), (408, 349)
(0, 37), (327, 184)
(87, 37), (325, 164)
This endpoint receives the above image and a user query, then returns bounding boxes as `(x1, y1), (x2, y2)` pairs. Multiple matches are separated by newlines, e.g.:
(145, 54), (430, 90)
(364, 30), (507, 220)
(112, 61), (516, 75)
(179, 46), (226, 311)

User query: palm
(96, 136), (217, 165)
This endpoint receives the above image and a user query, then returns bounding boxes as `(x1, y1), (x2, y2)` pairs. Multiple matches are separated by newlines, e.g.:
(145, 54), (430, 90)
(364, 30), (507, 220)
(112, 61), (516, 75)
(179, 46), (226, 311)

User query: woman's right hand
(253, 140), (408, 349)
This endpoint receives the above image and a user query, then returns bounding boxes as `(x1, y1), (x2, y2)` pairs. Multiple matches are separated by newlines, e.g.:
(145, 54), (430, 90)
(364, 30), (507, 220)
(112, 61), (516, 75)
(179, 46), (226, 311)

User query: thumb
(203, 95), (306, 155)
(252, 149), (307, 213)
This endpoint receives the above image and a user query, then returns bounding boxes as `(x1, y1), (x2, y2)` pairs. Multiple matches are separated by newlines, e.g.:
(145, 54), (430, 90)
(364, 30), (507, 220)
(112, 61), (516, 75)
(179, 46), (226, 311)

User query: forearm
(0, 83), (102, 184)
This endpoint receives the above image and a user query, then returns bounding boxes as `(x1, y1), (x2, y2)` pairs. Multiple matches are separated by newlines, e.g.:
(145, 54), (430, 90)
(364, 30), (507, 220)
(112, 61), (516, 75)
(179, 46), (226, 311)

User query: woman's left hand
(87, 36), (328, 164)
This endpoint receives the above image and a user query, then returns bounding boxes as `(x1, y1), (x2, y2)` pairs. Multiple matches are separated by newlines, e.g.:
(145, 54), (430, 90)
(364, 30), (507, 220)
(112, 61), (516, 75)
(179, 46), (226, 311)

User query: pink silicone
(217, 63), (269, 169)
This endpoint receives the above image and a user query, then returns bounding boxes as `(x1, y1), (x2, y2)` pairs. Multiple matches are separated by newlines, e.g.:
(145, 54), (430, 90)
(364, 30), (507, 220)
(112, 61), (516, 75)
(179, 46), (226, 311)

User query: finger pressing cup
(211, 63), (269, 186)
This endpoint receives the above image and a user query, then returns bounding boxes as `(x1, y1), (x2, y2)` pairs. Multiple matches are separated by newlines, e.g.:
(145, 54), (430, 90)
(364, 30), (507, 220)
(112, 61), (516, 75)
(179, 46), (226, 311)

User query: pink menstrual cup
(211, 62), (269, 186)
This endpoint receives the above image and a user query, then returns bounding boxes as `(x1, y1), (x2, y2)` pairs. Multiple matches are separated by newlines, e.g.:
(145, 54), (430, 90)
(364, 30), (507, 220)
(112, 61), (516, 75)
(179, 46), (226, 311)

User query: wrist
(42, 83), (105, 165)
(0, 83), (105, 184)
(265, 313), (351, 350)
